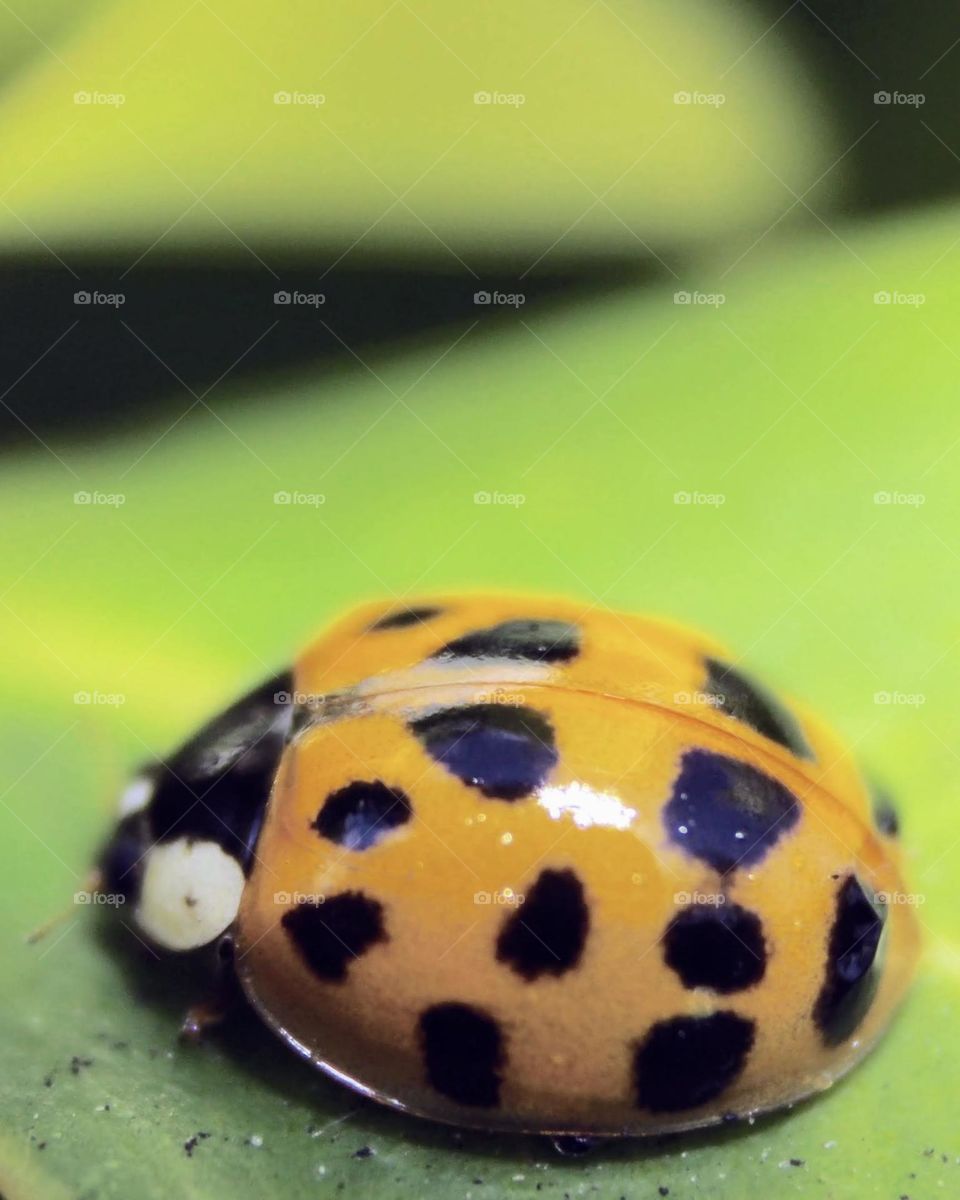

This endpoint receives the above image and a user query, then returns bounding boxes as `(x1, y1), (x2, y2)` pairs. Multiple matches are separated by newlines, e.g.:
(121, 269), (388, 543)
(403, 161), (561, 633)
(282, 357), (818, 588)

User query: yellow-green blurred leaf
(0, 0), (831, 263)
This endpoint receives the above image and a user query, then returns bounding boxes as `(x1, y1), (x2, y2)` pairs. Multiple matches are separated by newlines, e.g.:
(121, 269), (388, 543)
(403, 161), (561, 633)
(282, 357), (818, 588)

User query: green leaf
(0, 0), (830, 263)
(2, 204), (959, 1197)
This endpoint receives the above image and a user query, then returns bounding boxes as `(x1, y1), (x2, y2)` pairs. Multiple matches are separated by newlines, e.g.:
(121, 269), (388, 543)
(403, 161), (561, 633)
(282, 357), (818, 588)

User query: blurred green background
(2, 2), (959, 1198)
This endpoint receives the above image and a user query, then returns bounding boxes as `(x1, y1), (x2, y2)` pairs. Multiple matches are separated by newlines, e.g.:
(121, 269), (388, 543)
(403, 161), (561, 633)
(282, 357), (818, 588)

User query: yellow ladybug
(96, 594), (919, 1137)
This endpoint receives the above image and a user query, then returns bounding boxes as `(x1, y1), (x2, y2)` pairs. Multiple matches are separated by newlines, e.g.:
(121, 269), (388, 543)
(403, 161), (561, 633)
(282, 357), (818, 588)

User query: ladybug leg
(179, 935), (241, 1044)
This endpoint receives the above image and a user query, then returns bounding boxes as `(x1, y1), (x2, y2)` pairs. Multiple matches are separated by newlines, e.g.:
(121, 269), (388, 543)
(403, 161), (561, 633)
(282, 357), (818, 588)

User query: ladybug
(96, 594), (919, 1137)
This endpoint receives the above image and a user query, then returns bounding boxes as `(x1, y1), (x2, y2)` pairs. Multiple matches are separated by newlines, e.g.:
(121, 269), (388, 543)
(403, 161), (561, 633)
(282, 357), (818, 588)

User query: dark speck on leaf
(43, 1074), (53, 1087)
(184, 1137), (198, 1157)
(790, 1158), (805, 1166)
(354, 1146), (374, 1159)
(69, 1055), (93, 1075)
(37, 1141), (47, 1151)
(659, 1189), (670, 1197)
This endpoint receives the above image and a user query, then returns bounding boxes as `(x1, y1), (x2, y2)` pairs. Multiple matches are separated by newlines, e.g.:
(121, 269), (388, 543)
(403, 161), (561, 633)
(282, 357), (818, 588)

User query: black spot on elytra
(663, 902), (767, 993)
(496, 868), (589, 980)
(703, 657), (812, 759)
(634, 1012), (755, 1112)
(813, 875), (885, 1045)
(664, 748), (801, 873)
(146, 669), (293, 871)
(433, 618), (580, 664)
(369, 606), (442, 631)
(409, 704), (557, 800)
(870, 782), (900, 838)
(419, 1002), (504, 1107)
(312, 780), (412, 851)
(282, 891), (386, 982)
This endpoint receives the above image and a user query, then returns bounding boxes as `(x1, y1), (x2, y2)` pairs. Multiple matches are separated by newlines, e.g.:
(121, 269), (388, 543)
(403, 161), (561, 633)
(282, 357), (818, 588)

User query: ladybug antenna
(25, 867), (104, 945)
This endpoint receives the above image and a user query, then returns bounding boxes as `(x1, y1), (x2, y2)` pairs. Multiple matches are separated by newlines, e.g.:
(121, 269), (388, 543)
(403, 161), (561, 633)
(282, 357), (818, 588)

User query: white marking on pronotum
(136, 837), (244, 951)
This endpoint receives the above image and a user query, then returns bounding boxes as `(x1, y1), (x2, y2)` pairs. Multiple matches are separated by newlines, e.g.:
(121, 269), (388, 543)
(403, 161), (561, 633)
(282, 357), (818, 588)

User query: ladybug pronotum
(97, 594), (919, 1137)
